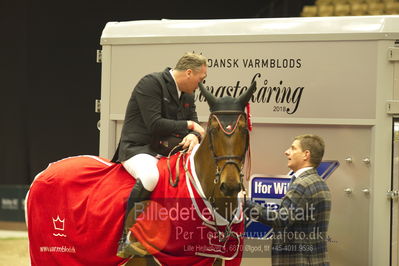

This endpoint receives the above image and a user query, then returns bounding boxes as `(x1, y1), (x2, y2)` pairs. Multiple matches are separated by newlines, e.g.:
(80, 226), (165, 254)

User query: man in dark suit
(115, 53), (206, 256)
(246, 134), (331, 265)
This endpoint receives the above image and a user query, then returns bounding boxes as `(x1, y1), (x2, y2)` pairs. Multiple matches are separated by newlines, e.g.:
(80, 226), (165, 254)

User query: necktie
(288, 173), (296, 189)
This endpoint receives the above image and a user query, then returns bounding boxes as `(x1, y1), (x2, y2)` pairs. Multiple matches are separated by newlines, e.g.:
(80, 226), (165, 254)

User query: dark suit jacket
(115, 68), (199, 162)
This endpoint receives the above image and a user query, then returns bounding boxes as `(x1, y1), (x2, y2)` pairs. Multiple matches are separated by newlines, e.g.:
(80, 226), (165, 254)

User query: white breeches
(122, 154), (160, 191)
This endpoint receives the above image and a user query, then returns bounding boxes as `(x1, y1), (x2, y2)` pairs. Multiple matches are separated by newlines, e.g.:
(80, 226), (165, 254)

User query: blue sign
(251, 177), (290, 199)
(245, 160), (340, 239)
(316, 160), (340, 179)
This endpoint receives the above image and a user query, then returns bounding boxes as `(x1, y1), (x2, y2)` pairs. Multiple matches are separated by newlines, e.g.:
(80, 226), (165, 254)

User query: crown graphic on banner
(52, 215), (65, 231)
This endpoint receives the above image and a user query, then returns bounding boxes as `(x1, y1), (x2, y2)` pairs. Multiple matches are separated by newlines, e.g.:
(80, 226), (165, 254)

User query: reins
(167, 145), (187, 187)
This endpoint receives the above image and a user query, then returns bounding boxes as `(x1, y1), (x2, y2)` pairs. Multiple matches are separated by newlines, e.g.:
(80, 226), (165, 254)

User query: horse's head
(198, 82), (256, 198)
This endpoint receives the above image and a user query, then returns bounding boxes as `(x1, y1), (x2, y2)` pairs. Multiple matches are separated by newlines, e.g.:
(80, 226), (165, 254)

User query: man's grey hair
(175, 53), (207, 72)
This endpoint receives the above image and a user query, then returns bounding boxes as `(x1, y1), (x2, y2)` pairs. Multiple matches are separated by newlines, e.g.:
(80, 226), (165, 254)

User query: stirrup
(116, 231), (135, 258)
(130, 241), (150, 257)
(116, 231), (149, 258)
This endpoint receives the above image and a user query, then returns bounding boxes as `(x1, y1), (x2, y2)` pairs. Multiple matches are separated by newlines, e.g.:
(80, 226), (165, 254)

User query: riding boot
(117, 179), (152, 258)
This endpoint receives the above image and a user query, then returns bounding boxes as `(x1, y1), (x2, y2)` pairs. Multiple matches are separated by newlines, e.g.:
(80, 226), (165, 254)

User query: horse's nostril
(220, 183), (226, 192)
(220, 182), (241, 196)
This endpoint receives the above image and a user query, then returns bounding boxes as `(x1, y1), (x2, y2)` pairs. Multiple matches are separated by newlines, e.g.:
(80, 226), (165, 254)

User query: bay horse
(25, 81), (256, 266)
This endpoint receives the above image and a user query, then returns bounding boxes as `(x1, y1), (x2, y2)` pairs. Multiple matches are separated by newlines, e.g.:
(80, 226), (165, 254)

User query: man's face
(181, 64), (207, 94)
(284, 139), (308, 172)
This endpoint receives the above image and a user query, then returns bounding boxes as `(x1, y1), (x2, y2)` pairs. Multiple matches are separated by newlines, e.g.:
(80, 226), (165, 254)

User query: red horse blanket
(27, 150), (244, 266)
(27, 155), (134, 266)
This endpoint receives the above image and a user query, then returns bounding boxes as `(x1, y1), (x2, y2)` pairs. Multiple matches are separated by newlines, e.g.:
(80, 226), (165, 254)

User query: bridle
(167, 110), (250, 241)
(207, 110), (249, 204)
(197, 109), (249, 242)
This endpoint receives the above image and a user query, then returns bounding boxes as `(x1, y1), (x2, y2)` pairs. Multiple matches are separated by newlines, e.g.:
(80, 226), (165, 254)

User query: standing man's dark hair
(294, 134), (325, 167)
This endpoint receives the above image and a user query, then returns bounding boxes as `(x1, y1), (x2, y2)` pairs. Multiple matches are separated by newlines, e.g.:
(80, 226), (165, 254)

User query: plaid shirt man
(246, 135), (331, 265)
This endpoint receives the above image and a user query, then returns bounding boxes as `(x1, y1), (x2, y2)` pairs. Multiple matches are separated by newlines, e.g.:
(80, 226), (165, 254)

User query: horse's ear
(237, 81), (256, 108)
(199, 82), (217, 109)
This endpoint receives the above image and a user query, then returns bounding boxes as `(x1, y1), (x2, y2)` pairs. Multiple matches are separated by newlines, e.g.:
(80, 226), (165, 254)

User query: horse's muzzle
(220, 182), (242, 197)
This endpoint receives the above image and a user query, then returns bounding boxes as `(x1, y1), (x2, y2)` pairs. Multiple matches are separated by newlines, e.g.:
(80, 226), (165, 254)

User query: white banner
(109, 40), (377, 121)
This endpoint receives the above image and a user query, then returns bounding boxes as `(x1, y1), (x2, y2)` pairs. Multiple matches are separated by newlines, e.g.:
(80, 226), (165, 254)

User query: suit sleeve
(268, 183), (308, 228)
(135, 75), (187, 136)
(247, 183), (308, 228)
